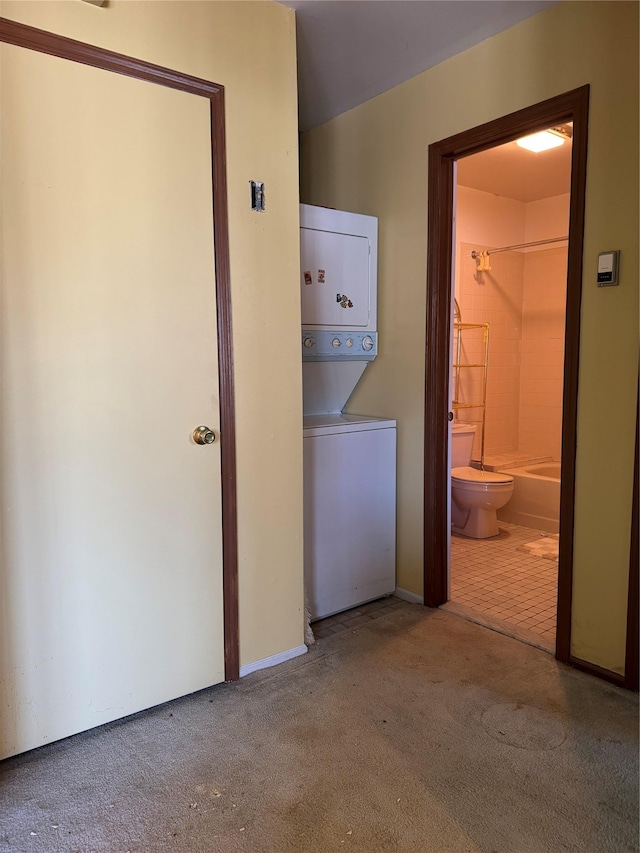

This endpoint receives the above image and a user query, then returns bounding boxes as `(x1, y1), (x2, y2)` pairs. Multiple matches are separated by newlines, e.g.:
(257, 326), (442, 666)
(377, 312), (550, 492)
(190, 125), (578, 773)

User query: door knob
(193, 426), (216, 445)
(447, 411), (454, 422)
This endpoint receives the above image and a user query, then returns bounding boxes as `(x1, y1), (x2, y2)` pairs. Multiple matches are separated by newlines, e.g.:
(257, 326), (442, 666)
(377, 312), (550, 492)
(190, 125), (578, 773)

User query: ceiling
(279, 0), (557, 132)
(279, 0), (568, 201)
(457, 134), (572, 203)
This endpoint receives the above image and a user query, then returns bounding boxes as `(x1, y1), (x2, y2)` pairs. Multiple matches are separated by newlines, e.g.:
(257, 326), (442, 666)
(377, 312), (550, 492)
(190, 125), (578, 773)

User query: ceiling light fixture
(516, 127), (570, 153)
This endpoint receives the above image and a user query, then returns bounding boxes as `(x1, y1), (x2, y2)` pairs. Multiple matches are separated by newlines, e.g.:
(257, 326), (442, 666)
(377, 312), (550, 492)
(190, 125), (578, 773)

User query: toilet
(450, 423), (514, 539)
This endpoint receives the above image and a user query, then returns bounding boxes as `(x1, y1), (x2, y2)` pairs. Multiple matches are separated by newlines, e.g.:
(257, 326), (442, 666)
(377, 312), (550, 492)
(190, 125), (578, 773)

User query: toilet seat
(451, 466), (513, 485)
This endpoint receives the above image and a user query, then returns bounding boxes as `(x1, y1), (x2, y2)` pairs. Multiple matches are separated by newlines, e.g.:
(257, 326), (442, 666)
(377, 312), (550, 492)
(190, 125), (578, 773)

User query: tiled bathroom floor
(445, 521), (558, 652)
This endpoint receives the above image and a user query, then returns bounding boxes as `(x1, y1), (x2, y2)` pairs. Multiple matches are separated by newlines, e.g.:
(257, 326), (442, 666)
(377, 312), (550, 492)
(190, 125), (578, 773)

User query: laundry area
(299, 205), (397, 623)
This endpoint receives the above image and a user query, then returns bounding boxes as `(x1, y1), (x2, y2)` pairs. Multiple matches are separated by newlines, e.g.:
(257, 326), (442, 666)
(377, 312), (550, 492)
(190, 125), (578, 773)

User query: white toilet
(450, 423), (514, 539)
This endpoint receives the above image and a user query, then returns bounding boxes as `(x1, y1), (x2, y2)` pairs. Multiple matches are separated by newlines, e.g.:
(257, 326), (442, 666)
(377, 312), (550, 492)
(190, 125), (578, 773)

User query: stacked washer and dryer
(300, 204), (397, 622)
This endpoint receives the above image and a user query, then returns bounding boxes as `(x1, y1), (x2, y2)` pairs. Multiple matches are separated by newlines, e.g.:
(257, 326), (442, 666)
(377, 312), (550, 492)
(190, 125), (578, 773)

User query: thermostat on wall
(597, 250), (620, 286)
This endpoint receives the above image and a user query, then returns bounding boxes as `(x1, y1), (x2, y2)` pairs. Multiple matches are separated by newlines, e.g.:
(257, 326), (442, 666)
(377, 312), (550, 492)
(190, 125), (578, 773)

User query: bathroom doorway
(423, 88), (590, 665)
(444, 129), (572, 652)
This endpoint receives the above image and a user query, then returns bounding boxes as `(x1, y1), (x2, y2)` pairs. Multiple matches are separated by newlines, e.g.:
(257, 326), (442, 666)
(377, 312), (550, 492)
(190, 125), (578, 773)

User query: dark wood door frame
(0, 17), (240, 681)
(623, 391), (639, 691)
(424, 87), (590, 669)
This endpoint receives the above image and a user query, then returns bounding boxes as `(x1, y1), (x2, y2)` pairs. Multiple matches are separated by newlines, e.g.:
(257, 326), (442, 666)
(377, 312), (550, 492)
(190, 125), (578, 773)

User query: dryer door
(301, 228), (370, 327)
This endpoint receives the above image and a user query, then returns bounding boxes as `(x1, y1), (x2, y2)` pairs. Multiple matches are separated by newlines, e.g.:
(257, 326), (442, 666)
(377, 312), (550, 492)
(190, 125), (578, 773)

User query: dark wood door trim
(624, 389), (639, 692)
(0, 17), (240, 681)
(0, 16), (222, 97)
(424, 87), (590, 669)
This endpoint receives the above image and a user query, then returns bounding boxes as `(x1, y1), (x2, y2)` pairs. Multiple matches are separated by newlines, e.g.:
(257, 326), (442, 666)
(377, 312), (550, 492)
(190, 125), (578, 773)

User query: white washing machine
(300, 205), (397, 621)
(303, 413), (396, 621)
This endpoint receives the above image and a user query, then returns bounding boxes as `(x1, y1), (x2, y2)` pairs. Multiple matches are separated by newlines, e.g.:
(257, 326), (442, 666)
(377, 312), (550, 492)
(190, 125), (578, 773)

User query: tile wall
(456, 244), (525, 459)
(519, 248), (567, 460)
(455, 194), (567, 464)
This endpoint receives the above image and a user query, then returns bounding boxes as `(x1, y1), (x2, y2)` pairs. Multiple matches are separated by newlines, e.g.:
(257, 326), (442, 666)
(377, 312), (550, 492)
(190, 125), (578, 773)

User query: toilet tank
(451, 423), (477, 468)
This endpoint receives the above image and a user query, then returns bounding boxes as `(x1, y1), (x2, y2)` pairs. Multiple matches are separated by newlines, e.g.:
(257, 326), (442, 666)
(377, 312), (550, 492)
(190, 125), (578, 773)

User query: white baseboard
(394, 586), (424, 604)
(240, 644), (308, 678)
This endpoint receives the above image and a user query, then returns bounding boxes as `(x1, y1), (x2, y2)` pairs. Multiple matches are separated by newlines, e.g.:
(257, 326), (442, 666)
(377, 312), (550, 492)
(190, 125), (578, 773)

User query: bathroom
(445, 129), (571, 652)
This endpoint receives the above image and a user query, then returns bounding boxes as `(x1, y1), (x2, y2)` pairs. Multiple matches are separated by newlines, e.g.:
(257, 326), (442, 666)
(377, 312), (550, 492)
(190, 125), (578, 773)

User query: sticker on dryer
(317, 269), (326, 283)
(304, 271), (312, 286)
(336, 293), (354, 309)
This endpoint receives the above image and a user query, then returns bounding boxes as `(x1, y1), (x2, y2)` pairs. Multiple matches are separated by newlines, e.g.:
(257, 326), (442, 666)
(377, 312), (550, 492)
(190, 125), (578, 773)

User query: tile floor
(445, 521), (558, 652)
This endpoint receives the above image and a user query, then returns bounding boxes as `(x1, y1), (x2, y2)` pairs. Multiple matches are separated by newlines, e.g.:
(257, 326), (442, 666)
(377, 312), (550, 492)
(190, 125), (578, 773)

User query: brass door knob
(193, 426), (216, 445)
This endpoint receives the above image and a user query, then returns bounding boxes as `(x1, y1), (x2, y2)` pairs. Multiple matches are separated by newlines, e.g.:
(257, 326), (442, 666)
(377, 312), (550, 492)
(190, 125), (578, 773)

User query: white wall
(455, 185), (526, 247)
(525, 194), (570, 245)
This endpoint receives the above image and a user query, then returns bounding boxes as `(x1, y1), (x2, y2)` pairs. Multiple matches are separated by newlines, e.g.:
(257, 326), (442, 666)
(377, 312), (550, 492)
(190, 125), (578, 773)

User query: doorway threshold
(441, 600), (554, 654)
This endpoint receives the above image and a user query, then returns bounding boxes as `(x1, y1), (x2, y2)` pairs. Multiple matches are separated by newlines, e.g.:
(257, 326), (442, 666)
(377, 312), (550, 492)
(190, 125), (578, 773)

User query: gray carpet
(1, 605), (638, 852)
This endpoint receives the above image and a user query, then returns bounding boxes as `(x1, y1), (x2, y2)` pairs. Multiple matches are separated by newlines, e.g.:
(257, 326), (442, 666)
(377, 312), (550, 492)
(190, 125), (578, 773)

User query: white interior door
(0, 45), (225, 759)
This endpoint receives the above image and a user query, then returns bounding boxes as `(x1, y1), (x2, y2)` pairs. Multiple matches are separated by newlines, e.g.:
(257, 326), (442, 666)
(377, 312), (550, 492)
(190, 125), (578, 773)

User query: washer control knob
(303, 337), (314, 349)
(345, 338), (353, 348)
(362, 336), (374, 351)
(332, 337), (341, 348)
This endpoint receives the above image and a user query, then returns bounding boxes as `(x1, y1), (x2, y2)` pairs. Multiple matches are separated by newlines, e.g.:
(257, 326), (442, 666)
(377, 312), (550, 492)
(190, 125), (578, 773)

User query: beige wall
(1, 0), (304, 668)
(301, 1), (639, 674)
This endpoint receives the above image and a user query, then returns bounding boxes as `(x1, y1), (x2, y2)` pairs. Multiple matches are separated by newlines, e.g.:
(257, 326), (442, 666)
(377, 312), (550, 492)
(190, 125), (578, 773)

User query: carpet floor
(1, 605), (638, 852)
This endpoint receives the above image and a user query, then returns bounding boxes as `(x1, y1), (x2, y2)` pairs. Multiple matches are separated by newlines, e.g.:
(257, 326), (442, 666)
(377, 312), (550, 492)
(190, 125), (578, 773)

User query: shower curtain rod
(471, 236), (568, 258)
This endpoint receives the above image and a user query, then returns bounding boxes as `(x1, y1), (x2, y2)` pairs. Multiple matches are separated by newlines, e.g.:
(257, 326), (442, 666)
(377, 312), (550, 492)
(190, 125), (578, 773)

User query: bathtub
(497, 461), (561, 533)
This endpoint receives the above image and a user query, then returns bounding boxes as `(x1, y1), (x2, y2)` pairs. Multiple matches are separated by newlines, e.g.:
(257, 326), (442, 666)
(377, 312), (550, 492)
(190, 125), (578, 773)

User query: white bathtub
(497, 461), (561, 533)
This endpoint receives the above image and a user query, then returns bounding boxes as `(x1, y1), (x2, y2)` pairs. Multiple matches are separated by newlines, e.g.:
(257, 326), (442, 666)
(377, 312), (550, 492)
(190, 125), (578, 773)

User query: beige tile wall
(519, 248), (567, 460)
(456, 244), (525, 458)
(456, 243), (567, 462)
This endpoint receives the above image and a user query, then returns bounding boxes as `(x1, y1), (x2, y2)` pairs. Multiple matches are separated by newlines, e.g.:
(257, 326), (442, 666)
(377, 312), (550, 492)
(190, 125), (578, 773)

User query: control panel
(597, 250), (620, 287)
(302, 330), (378, 361)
